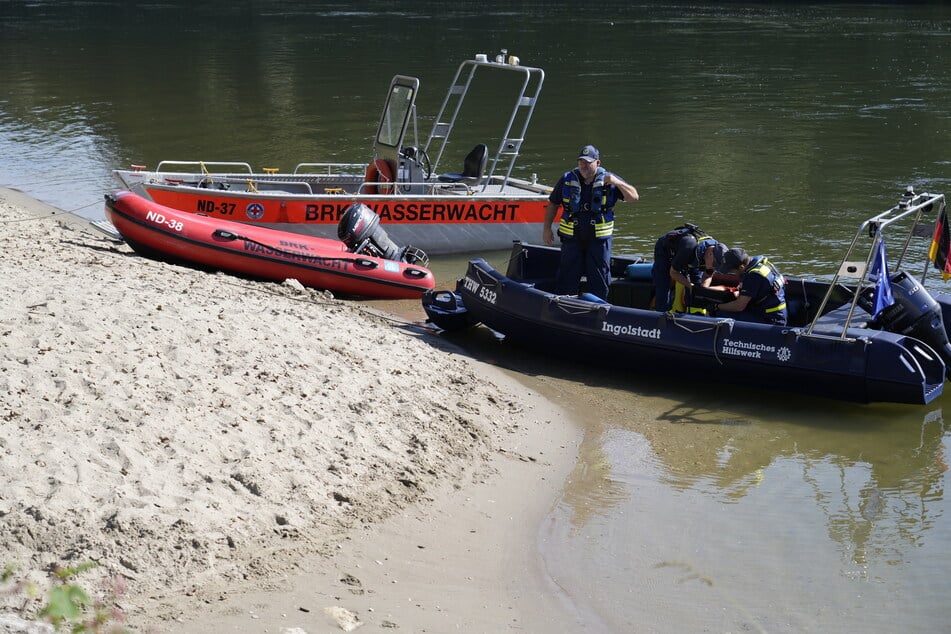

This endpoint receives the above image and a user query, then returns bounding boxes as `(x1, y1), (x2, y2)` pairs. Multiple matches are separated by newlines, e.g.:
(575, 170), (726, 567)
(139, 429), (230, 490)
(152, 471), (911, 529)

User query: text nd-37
(196, 199), (236, 215)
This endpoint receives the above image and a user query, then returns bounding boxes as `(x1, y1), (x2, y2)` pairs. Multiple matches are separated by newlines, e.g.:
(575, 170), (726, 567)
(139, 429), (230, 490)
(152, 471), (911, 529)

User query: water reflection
(0, 104), (119, 215)
(411, 269), (951, 574)
(557, 385), (949, 572)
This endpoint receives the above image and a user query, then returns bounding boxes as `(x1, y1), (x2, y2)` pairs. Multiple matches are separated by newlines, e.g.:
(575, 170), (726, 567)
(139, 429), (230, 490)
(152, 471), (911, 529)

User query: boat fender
(624, 262), (653, 281)
(364, 158), (394, 195)
(579, 292), (608, 304)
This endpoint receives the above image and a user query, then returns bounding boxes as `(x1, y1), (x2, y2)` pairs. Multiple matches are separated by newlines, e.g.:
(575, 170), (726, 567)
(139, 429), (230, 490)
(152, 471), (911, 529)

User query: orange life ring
(364, 158), (394, 195)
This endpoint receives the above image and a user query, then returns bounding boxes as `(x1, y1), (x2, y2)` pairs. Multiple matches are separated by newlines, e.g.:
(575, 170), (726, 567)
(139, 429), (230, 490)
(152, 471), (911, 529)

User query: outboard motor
(861, 270), (951, 379)
(337, 202), (429, 266)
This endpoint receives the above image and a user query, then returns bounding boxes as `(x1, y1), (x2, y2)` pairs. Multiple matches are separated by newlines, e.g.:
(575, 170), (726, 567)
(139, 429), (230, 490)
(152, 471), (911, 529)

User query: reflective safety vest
(558, 167), (614, 238)
(694, 236), (719, 267)
(746, 255), (787, 314)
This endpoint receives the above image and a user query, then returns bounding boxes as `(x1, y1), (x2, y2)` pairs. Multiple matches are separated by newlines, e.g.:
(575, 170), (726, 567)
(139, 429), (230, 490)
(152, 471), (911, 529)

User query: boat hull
(113, 174), (548, 255)
(104, 190), (435, 299)
(113, 54), (552, 255)
(435, 243), (947, 405)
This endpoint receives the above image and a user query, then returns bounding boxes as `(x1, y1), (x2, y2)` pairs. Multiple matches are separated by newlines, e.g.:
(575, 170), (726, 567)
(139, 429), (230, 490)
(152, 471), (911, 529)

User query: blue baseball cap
(578, 145), (600, 162)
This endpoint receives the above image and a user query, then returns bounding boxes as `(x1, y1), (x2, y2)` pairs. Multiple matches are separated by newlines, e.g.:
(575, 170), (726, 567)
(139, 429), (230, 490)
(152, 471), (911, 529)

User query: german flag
(929, 202), (951, 281)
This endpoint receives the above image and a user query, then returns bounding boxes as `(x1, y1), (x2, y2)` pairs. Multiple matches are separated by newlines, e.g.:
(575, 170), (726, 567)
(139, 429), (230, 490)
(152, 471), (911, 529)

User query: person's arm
(543, 177), (565, 245)
(669, 237), (698, 288)
(716, 294), (751, 312)
(604, 172), (639, 202)
(697, 269), (719, 288)
(669, 266), (691, 288)
(542, 201), (559, 246)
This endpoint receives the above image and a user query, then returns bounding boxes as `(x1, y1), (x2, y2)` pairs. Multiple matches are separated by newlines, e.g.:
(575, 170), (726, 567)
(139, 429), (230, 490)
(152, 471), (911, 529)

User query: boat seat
(437, 143), (488, 183)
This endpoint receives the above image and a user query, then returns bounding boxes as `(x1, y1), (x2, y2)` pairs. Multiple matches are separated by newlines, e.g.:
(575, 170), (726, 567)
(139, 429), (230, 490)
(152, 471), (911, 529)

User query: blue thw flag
(868, 238), (895, 317)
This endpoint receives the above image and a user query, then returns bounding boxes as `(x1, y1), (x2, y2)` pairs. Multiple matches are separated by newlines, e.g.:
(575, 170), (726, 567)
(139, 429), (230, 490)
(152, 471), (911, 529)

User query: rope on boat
(0, 199), (101, 223)
(211, 229), (381, 268)
(668, 313), (735, 366)
(550, 295), (610, 315)
(199, 161), (213, 185)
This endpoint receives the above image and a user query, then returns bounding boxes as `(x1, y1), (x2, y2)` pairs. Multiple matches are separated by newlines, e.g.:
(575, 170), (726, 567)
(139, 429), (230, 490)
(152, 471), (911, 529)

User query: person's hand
(542, 225), (554, 246)
(603, 172), (613, 186)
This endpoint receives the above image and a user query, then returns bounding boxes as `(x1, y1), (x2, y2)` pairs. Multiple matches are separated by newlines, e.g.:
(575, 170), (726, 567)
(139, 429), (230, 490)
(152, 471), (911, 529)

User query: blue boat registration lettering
(721, 338), (784, 360)
(601, 322), (661, 339)
(145, 210), (184, 232)
(463, 275), (497, 304)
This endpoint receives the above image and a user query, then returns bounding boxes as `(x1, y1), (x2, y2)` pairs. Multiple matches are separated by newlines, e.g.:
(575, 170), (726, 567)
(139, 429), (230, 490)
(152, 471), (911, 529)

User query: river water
(3, 2), (951, 631)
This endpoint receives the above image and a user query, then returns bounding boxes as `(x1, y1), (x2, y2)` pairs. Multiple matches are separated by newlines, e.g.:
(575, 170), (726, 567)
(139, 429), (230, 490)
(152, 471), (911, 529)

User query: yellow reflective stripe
(559, 220), (613, 237)
(765, 302), (786, 313)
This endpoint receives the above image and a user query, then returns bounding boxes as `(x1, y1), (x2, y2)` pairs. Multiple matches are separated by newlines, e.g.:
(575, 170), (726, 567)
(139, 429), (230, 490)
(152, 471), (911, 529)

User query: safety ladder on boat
(423, 53), (545, 191)
(805, 188), (947, 339)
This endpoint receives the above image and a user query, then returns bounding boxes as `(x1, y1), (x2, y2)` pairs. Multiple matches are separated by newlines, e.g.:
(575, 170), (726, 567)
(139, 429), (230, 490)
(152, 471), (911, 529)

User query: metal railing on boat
(804, 189), (947, 340)
(422, 55), (544, 194)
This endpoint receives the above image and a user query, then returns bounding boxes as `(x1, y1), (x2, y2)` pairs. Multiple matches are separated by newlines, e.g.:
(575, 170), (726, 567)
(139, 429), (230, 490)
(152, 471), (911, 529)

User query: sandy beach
(0, 188), (582, 633)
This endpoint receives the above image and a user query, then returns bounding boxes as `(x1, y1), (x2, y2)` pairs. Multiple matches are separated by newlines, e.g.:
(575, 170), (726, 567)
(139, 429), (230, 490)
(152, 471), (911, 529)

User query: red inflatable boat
(104, 190), (435, 299)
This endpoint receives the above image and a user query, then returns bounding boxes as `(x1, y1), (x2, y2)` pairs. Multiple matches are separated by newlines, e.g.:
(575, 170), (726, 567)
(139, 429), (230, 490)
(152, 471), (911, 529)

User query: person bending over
(715, 247), (788, 326)
(652, 224), (727, 313)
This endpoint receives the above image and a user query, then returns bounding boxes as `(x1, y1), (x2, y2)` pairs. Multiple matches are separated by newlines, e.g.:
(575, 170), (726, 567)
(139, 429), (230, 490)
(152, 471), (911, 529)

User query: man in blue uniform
(715, 247), (788, 325)
(652, 224), (727, 312)
(542, 145), (639, 300)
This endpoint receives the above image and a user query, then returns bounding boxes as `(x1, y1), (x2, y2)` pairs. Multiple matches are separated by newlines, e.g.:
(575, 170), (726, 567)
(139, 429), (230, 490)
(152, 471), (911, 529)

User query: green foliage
(3, 562), (128, 633)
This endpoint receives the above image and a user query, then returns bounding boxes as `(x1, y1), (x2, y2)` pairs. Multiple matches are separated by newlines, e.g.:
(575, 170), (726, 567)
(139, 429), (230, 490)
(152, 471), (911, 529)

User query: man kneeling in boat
(713, 247), (788, 326)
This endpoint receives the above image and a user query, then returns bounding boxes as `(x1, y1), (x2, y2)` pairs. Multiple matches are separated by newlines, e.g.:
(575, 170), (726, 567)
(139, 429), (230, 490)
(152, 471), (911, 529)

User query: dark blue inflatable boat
(423, 190), (951, 405)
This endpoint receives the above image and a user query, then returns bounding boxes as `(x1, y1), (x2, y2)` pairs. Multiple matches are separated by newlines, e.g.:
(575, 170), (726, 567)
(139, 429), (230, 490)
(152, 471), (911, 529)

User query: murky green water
(3, 2), (951, 630)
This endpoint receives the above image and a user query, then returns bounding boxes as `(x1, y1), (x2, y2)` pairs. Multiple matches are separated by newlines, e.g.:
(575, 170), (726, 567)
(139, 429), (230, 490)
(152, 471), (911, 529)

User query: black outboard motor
(862, 270), (951, 379)
(337, 202), (429, 266)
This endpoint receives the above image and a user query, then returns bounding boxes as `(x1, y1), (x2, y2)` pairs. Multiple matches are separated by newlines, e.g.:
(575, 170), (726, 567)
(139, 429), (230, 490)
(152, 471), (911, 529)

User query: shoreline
(0, 187), (584, 632)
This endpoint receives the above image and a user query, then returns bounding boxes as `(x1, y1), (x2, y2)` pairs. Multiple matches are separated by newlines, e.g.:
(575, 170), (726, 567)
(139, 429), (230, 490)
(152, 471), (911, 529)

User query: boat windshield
(376, 81), (416, 149)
